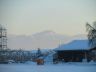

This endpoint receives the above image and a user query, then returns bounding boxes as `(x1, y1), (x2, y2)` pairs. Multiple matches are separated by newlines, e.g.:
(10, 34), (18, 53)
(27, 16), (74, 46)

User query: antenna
(59, 40), (61, 49)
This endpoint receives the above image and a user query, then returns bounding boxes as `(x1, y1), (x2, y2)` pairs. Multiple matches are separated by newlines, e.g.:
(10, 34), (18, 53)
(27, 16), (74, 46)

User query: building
(89, 47), (96, 61)
(54, 40), (91, 62)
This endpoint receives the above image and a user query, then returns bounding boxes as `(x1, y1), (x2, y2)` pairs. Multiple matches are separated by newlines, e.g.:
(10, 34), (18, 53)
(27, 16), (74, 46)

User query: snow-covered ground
(0, 63), (96, 72)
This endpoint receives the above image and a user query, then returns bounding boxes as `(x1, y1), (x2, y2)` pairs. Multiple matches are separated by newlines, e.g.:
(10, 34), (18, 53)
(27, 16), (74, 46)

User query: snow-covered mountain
(8, 31), (87, 50)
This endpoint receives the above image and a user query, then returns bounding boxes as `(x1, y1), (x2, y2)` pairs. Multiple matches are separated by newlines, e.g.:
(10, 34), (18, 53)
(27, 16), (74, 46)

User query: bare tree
(86, 22), (96, 48)
(86, 22), (96, 61)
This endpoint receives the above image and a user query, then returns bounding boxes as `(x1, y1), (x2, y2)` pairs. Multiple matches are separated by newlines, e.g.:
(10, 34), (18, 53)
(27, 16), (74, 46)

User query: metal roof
(55, 40), (90, 50)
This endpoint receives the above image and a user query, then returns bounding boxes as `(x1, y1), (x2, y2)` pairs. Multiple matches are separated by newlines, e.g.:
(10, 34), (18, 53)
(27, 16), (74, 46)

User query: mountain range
(8, 30), (87, 50)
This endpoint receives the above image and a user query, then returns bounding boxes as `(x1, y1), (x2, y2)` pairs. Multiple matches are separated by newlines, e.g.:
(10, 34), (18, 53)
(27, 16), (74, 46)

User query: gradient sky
(0, 0), (96, 36)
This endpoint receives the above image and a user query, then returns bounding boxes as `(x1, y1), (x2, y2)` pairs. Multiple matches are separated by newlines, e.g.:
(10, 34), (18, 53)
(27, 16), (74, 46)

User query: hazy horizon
(0, 0), (96, 36)
(7, 30), (87, 50)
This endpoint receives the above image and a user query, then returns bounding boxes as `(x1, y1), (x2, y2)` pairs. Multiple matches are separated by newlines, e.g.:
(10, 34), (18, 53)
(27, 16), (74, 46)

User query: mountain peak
(33, 30), (57, 36)
(41, 30), (56, 34)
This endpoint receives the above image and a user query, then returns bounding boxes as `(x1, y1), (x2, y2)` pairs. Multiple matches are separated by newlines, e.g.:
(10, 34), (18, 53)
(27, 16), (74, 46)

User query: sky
(0, 0), (96, 36)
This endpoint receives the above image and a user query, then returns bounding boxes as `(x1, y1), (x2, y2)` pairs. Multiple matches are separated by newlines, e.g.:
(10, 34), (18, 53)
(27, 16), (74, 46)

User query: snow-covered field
(0, 63), (96, 72)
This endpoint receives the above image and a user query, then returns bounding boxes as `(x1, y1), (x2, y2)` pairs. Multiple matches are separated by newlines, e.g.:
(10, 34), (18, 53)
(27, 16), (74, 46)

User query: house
(53, 40), (91, 62)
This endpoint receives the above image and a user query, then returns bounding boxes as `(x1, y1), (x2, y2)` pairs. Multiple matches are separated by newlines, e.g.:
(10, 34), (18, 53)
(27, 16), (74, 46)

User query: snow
(44, 53), (53, 62)
(55, 40), (90, 50)
(0, 63), (96, 72)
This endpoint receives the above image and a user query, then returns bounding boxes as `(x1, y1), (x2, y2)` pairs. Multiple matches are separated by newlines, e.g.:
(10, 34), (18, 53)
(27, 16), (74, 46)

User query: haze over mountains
(8, 31), (87, 50)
